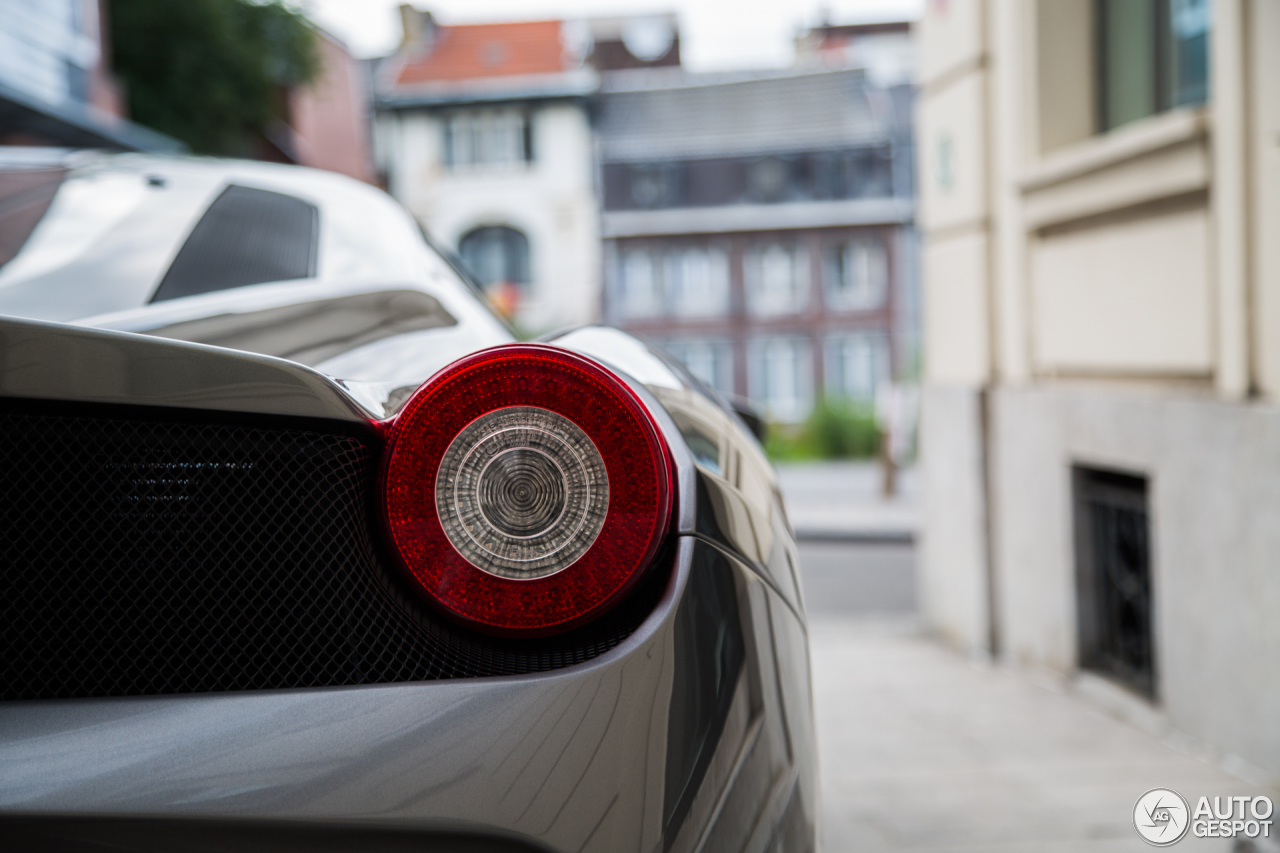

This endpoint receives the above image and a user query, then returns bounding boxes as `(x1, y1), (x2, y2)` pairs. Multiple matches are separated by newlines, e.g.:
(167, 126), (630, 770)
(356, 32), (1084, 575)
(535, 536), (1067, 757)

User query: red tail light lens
(381, 344), (674, 636)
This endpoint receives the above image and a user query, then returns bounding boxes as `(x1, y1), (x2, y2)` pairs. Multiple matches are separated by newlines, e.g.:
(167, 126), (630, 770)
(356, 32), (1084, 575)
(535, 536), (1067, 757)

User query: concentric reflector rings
(436, 407), (609, 579)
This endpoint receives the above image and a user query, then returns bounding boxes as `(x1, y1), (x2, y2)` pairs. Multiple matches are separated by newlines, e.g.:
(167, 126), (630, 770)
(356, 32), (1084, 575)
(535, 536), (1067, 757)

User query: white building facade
(917, 0), (1280, 782)
(375, 17), (601, 333)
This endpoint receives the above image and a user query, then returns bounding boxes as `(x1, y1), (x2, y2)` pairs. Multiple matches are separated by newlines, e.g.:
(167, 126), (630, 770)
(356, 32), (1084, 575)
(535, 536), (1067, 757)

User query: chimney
(399, 5), (436, 49)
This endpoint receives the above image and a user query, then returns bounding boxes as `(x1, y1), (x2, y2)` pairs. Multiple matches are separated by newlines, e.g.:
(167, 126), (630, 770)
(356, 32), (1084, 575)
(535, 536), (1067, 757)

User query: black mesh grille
(1, 403), (663, 701)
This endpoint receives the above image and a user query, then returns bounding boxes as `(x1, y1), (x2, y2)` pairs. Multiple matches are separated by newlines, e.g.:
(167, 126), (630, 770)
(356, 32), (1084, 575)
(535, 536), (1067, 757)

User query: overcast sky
(300, 0), (922, 70)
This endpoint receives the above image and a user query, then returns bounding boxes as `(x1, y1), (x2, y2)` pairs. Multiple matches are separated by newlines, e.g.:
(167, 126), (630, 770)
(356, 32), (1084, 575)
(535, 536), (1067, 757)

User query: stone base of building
(921, 381), (1280, 782)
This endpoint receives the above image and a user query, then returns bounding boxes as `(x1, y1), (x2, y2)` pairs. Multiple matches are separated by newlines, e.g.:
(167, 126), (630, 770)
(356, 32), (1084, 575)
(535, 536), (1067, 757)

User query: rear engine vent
(0, 404), (663, 701)
(150, 184), (319, 302)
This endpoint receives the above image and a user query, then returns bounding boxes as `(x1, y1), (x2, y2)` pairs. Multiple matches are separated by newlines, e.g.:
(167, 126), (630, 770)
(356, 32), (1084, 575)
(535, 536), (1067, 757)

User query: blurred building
(917, 0), (1280, 779)
(273, 27), (376, 183)
(0, 0), (178, 151)
(580, 13), (681, 72)
(375, 9), (680, 331)
(794, 20), (914, 87)
(597, 67), (916, 421)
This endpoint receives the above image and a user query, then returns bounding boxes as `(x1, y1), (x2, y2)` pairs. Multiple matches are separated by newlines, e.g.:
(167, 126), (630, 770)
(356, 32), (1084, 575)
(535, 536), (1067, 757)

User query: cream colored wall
(917, 0), (992, 385)
(920, 0), (1248, 631)
(1030, 207), (1213, 375)
(989, 3), (1221, 388)
(1017, 107), (1214, 383)
(1250, 0), (1280, 398)
(1211, 0), (1251, 398)
(988, 0), (1032, 383)
(916, 0), (996, 654)
(918, 73), (988, 235)
(919, 0), (1280, 784)
(924, 231), (989, 384)
(1020, 114), (1209, 230)
(917, 0), (983, 83)
(1034, 0), (1093, 154)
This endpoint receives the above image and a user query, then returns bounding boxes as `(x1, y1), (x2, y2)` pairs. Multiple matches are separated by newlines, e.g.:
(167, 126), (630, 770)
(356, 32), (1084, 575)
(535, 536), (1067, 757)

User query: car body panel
(0, 153), (460, 324)
(0, 314), (371, 422)
(0, 544), (687, 851)
(0, 537), (815, 853)
(0, 152), (815, 851)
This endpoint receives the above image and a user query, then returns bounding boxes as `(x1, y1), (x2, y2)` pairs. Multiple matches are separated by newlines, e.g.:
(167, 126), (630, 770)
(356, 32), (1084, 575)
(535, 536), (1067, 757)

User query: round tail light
(381, 344), (674, 636)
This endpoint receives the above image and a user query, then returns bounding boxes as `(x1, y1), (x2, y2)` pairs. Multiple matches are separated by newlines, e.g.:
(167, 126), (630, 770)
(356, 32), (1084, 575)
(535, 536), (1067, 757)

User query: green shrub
(763, 423), (813, 461)
(764, 397), (881, 461)
(808, 397), (880, 458)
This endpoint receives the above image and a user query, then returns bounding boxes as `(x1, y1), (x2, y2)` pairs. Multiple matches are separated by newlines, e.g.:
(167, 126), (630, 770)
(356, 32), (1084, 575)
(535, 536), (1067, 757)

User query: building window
(745, 242), (808, 316)
(616, 244), (729, 320)
(1097, 0), (1209, 133)
(1073, 466), (1155, 699)
(812, 147), (894, 200)
(629, 163), (681, 208)
(669, 247), (730, 318)
(748, 337), (813, 423)
(746, 156), (795, 203)
(664, 339), (734, 395)
(825, 333), (889, 403)
(444, 109), (531, 169)
(458, 226), (530, 291)
(620, 247), (662, 318)
(824, 236), (888, 311)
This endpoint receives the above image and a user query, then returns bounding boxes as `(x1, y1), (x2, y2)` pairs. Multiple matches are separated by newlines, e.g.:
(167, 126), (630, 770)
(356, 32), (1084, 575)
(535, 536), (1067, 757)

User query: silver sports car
(0, 150), (817, 853)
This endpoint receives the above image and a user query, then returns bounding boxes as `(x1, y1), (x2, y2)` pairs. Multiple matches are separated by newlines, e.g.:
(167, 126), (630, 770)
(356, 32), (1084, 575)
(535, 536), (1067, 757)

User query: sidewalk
(775, 461), (918, 540)
(811, 617), (1278, 852)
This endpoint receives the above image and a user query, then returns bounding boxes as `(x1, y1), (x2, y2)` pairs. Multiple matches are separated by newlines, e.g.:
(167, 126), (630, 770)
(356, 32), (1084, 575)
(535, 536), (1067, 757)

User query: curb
(793, 529), (915, 544)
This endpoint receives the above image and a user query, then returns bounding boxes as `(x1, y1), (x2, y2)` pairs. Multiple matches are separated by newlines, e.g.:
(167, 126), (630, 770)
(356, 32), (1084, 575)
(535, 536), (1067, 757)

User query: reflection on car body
(0, 149), (816, 852)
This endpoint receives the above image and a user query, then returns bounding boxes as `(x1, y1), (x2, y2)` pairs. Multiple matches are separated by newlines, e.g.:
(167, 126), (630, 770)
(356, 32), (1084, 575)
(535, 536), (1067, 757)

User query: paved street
(782, 464), (1278, 852)
(798, 540), (915, 616)
(808, 610), (1277, 852)
(777, 462), (918, 540)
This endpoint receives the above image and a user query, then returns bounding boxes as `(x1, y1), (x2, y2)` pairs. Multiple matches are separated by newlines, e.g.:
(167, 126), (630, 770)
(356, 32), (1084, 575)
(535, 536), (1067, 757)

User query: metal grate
(0, 403), (662, 701)
(1073, 466), (1155, 699)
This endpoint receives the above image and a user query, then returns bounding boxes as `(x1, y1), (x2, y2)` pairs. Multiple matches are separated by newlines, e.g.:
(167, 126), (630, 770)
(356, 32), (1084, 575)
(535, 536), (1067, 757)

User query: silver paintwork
(0, 152), (473, 324)
(0, 153), (815, 851)
(0, 151), (515, 418)
(0, 540), (814, 853)
(0, 314), (370, 422)
(0, 539), (696, 851)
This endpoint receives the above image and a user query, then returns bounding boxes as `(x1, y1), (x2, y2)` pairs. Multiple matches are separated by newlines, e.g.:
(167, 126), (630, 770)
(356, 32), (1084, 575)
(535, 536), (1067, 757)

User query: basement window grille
(1073, 466), (1156, 699)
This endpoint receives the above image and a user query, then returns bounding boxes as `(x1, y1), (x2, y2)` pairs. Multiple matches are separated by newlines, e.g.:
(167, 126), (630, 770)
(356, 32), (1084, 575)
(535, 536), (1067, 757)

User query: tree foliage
(110, 0), (320, 155)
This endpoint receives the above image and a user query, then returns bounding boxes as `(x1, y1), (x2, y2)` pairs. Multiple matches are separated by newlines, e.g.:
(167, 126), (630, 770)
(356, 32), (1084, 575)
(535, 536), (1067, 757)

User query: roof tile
(395, 21), (569, 86)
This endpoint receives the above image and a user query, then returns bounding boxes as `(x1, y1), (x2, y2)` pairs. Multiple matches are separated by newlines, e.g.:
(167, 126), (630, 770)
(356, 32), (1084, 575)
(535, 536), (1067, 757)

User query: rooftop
(393, 20), (571, 87)
(597, 67), (899, 161)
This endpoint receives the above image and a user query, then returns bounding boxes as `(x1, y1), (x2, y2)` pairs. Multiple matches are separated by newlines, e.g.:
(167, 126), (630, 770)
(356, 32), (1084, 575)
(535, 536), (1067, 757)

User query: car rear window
(150, 184), (319, 302)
